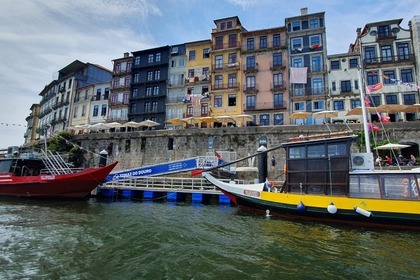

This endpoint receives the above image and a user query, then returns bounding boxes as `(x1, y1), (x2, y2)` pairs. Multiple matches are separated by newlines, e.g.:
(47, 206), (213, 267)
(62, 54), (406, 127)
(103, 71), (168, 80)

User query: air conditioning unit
(351, 153), (374, 170)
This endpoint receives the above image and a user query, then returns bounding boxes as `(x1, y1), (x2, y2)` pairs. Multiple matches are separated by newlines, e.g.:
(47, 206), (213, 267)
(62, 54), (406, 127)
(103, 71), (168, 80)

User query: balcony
(270, 83), (286, 92)
(167, 79), (185, 88)
(243, 84), (259, 95)
(270, 62), (286, 72)
(376, 31), (397, 41)
(243, 101), (287, 111)
(211, 82), (240, 91)
(243, 64), (258, 74)
(184, 75), (211, 85)
(241, 40), (287, 53)
(212, 61), (240, 72)
(109, 100), (129, 108)
(363, 54), (415, 68)
(212, 41), (241, 51)
(308, 65), (327, 73)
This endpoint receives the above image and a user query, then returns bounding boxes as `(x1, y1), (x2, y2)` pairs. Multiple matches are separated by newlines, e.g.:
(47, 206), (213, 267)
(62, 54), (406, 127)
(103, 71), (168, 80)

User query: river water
(0, 197), (419, 280)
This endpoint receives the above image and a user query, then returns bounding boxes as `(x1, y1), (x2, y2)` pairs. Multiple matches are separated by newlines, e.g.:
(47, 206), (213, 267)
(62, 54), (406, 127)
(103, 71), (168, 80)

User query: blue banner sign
(106, 158), (198, 182)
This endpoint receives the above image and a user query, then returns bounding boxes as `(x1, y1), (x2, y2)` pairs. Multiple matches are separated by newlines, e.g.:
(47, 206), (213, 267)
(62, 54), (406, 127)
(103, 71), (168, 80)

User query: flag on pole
(214, 150), (221, 159)
(367, 82), (383, 93)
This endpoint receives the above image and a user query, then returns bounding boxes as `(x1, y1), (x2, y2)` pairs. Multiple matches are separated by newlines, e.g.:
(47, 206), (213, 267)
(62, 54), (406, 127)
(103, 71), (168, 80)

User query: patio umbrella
(403, 103), (420, 113)
(375, 143), (411, 150)
(377, 104), (407, 114)
(231, 114), (254, 126)
(138, 120), (160, 127)
(181, 117), (202, 126)
(215, 116), (234, 125)
(345, 107), (378, 116)
(166, 118), (184, 125)
(198, 116), (218, 123)
(74, 124), (89, 129)
(104, 122), (122, 128)
(312, 110), (339, 119)
(290, 112), (311, 119)
(122, 121), (142, 128)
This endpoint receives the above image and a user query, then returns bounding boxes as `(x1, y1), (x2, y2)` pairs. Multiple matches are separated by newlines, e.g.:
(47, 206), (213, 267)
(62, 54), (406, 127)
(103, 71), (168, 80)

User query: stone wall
(73, 122), (420, 179)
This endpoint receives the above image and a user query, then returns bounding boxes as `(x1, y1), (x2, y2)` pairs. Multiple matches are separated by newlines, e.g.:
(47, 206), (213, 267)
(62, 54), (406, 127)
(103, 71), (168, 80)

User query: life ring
(283, 164), (287, 175)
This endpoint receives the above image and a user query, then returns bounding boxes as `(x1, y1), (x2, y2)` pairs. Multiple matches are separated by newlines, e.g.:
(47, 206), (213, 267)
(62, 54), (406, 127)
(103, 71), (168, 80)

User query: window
(179, 59), (185, 67)
(311, 56), (322, 72)
(227, 21), (232, 29)
(370, 96), (381, 107)
(294, 101), (304, 110)
(215, 55), (223, 69)
(220, 22), (226, 30)
(246, 95), (256, 109)
(189, 50), (196, 61)
(82, 105), (86, 117)
(228, 53), (237, 64)
(273, 34), (281, 47)
(154, 70), (160, 80)
(124, 78), (130, 87)
(146, 87), (152, 96)
(378, 25), (390, 38)
(171, 60), (176, 67)
(228, 73), (237, 88)
(386, 95), (398, 104)
(293, 57), (303, 68)
(246, 56), (255, 69)
(332, 81), (336, 91)
(260, 36), (267, 48)
(73, 106), (78, 118)
(113, 79), (119, 88)
(147, 71), (153, 81)
(188, 69), (194, 78)
(334, 100), (344, 110)
(364, 46), (376, 63)
(101, 104), (107, 116)
(152, 101), (158, 112)
(228, 94), (237, 106)
(153, 86), (159, 96)
(397, 43), (410, 60)
(349, 58), (358, 68)
(351, 99), (361, 108)
(401, 69), (413, 83)
(312, 78), (323, 94)
(310, 18), (319, 29)
(404, 94), (415, 105)
(246, 76), (256, 89)
(273, 73), (283, 87)
(156, 53), (161, 62)
(201, 103), (208, 116)
(130, 103), (136, 114)
(330, 60), (340, 70)
(75, 92), (80, 102)
(144, 102), (151, 112)
(310, 35), (320, 47)
(148, 54), (154, 63)
(292, 38), (302, 50)
(274, 93), (283, 108)
(202, 67), (209, 76)
(134, 56), (141, 66)
(260, 114), (269, 126)
(293, 84), (304, 96)
(292, 21), (301, 31)
(228, 34), (237, 48)
(366, 71), (378, 85)
(93, 105), (99, 117)
(383, 70), (395, 85)
(341, 80), (351, 93)
(247, 38), (254, 51)
(214, 75), (223, 89)
(354, 80), (359, 90)
(273, 53), (282, 67)
(215, 36), (223, 50)
(214, 95), (222, 107)
(134, 73), (140, 83)
(381, 45), (393, 62)
(133, 88), (139, 98)
(203, 48), (210, 59)
(274, 113), (284, 125)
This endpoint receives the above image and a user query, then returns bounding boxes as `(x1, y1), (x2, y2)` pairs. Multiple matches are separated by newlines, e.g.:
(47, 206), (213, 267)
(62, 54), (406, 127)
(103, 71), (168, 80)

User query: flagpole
(358, 67), (371, 154)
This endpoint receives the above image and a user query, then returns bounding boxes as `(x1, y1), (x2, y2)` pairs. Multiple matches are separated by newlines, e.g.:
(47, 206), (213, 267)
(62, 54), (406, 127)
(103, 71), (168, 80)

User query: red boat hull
(0, 161), (118, 199)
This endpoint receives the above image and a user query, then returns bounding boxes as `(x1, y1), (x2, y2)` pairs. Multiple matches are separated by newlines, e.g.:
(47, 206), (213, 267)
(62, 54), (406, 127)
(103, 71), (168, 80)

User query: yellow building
(210, 16), (246, 119)
(185, 40), (212, 126)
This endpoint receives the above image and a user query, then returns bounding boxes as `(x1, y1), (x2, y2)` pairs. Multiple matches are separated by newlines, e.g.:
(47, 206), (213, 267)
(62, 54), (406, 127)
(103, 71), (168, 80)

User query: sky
(0, 0), (419, 148)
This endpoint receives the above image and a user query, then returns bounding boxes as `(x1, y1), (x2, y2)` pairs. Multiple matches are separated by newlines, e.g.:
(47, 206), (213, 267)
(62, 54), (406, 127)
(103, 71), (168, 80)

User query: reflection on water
(0, 198), (419, 279)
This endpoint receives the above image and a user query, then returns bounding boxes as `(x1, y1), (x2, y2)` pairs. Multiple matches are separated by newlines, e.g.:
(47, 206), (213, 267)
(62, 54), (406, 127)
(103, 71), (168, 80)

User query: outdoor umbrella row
(71, 120), (160, 131)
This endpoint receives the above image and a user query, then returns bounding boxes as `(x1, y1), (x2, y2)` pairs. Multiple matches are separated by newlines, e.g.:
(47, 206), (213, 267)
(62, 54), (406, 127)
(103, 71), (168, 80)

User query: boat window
(0, 159), (13, 174)
(289, 146), (305, 158)
(307, 144), (325, 158)
(328, 143), (347, 156)
(381, 175), (419, 199)
(349, 175), (381, 198)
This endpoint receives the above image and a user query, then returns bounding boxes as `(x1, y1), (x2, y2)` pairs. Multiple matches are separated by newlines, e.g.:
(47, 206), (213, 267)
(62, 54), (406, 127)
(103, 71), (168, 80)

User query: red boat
(0, 150), (118, 199)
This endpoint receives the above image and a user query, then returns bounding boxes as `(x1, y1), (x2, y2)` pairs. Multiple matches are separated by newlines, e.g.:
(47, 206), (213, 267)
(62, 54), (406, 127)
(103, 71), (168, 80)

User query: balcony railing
(212, 41), (241, 51)
(211, 82), (240, 91)
(270, 62), (286, 71)
(270, 82), (286, 92)
(212, 61), (240, 72)
(241, 40), (287, 52)
(363, 54), (415, 67)
(243, 84), (259, 94)
(168, 79), (185, 88)
(184, 75), (211, 85)
(243, 101), (287, 111)
(243, 64), (258, 73)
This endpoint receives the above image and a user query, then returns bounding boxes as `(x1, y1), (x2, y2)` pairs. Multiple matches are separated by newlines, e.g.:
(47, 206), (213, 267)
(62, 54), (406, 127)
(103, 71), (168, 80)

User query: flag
(294, 48), (302, 53)
(367, 82), (383, 93)
(214, 150), (221, 159)
(364, 97), (371, 106)
(290, 67), (308, 84)
(309, 44), (320, 50)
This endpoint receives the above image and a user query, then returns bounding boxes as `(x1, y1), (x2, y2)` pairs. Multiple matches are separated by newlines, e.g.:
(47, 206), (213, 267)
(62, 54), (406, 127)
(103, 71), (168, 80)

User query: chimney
(124, 52), (129, 58)
(301, 7), (308, 15)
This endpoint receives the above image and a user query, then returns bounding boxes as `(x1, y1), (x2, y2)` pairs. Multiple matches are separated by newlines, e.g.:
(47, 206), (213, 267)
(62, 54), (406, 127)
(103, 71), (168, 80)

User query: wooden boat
(203, 131), (420, 230)
(0, 149), (117, 199)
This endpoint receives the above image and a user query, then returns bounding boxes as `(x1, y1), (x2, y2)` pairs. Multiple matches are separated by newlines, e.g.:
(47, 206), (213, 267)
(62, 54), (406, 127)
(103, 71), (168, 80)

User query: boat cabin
(0, 156), (45, 176)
